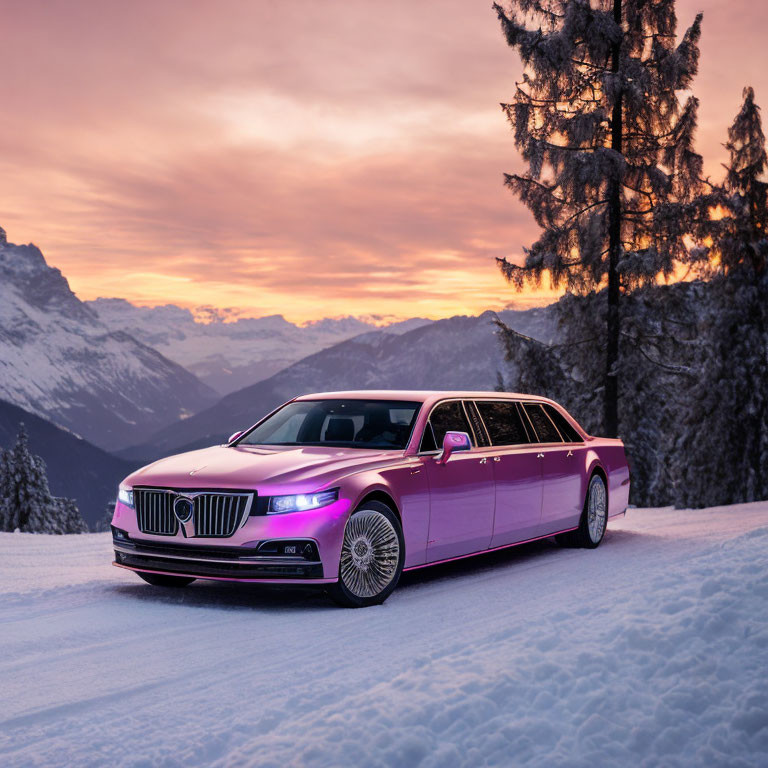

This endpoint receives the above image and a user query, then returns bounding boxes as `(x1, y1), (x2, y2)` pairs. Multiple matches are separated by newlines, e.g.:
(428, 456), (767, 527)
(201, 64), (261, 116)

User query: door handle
(479, 457), (487, 464)
(493, 456), (501, 462)
(537, 453), (544, 459)
(566, 450), (573, 457)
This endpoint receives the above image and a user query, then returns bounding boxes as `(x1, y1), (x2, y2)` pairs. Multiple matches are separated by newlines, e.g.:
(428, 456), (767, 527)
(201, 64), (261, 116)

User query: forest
(493, 0), (767, 507)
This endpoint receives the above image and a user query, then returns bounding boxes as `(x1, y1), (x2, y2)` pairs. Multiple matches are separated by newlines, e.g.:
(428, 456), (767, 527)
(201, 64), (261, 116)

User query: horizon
(1, 0), (766, 323)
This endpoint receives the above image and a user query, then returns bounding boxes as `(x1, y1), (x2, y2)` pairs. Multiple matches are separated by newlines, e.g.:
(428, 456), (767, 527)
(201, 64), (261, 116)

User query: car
(111, 390), (630, 607)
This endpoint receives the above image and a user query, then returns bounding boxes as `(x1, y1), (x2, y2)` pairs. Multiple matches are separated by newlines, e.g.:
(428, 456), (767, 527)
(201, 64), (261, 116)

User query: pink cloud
(0, 0), (764, 321)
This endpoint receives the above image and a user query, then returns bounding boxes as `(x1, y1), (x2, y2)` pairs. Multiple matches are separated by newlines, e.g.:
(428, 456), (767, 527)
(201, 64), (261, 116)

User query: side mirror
(436, 431), (471, 465)
(227, 430), (244, 444)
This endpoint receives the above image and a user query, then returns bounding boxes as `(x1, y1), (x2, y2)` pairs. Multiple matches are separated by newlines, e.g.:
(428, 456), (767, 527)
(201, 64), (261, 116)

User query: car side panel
(586, 440), (631, 518)
(344, 459), (432, 570)
(538, 444), (585, 535)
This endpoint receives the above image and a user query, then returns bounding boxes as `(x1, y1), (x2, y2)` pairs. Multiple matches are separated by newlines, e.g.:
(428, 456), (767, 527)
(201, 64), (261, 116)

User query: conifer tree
(0, 446), (9, 531)
(679, 88), (768, 504)
(0, 424), (88, 533)
(493, 0), (704, 436)
(2, 424), (50, 531)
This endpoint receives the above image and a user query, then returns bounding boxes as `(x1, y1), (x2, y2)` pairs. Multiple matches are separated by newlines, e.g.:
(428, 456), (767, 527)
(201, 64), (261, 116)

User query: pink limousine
(111, 391), (630, 607)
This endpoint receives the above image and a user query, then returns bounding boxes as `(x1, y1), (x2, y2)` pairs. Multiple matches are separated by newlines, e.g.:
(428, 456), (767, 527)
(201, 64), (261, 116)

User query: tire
(138, 572), (196, 588)
(328, 501), (404, 608)
(563, 473), (608, 549)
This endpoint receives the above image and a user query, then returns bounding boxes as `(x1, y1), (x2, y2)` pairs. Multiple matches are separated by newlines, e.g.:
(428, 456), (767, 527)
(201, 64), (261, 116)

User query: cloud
(0, 0), (764, 321)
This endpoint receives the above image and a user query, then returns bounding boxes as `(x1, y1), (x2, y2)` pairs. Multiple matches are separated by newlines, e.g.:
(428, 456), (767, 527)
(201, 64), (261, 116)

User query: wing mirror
(436, 431), (471, 465)
(227, 430), (244, 444)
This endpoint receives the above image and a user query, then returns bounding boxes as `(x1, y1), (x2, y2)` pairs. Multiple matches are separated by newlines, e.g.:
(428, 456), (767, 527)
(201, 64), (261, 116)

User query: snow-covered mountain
(122, 306), (557, 460)
(0, 228), (216, 451)
(87, 298), (432, 395)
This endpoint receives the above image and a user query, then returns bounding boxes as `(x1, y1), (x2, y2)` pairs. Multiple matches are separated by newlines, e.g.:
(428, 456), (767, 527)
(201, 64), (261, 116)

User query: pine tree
(95, 501), (116, 533)
(0, 446), (9, 531)
(0, 424), (88, 534)
(678, 88), (768, 505)
(52, 498), (89, 535)
(493, 0), (704, 436)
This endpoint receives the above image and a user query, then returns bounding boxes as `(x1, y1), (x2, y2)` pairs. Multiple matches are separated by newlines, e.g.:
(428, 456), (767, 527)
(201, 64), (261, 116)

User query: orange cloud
(0, 0), (764, 322)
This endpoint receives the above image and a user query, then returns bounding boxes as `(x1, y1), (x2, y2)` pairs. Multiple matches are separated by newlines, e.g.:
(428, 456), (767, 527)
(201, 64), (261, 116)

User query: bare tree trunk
(605, 0), (623, 438)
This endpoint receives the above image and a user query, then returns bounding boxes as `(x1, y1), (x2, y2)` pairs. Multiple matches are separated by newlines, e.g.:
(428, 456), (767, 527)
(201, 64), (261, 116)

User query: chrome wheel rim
(587, 476), (607, 543)
(339, 510), (400, 598)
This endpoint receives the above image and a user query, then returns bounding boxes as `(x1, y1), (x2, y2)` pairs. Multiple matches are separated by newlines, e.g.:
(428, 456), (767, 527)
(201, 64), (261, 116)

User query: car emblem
(173, 496), (195, 524)
(189, 465), (207, 476)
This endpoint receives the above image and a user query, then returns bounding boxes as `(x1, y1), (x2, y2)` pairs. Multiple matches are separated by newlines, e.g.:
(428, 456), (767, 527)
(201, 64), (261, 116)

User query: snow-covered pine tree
(51, 498), (89, 535)
(678, 88), (768, 505)
(1, 424), (48, 531)
(0, 445), (9, 530)
(1, 423), (88, 533)
(95, 501), (116, 533)
(493, 0), (705, 437)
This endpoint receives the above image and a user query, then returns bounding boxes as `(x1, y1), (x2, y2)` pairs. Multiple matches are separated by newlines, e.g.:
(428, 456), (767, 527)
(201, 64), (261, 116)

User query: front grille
(135, 489), (177, 535)
(194, 493), (251, 537)
(134, 489), (254, 538)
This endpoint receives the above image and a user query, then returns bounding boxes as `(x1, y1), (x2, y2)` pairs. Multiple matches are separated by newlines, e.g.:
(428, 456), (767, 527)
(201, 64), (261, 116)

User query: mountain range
(87, 298), (431, 394)
(0, 224), (558, 523)
(120, 307), (556, 461)
(0, 228), (216, 451)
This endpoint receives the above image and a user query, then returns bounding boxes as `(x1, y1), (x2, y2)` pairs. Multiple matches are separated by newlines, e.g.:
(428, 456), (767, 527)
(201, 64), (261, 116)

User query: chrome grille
(193, 493), (251, 537)
(135, 489), (177, 536)
(134, 489), (254, 538)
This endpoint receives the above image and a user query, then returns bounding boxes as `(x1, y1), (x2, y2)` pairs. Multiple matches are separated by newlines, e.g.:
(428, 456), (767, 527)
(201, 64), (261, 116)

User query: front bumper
(112, 536), (334, 583)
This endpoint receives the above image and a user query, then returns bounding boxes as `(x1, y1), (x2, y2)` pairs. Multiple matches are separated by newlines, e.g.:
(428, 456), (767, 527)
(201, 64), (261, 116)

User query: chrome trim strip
(113, 543), (319, 566)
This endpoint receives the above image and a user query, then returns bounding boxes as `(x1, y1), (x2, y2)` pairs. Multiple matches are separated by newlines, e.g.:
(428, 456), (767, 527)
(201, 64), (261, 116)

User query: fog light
(111, 526), (129, 541)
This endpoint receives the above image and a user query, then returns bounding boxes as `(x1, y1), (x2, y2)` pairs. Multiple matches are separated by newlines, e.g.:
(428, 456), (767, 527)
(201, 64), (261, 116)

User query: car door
(474, 399), (543, 547)
(521, 402), (583, 535)
(420, 400), (495, 562)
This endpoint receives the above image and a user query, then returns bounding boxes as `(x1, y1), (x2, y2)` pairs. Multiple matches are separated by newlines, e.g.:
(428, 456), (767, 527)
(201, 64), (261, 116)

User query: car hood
(124, 444), (401, 493)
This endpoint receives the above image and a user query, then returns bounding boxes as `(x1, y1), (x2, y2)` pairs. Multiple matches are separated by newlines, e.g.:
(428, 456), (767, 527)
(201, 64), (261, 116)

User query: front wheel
(138, 572), (196, 587)
(328, 501), (404, 608)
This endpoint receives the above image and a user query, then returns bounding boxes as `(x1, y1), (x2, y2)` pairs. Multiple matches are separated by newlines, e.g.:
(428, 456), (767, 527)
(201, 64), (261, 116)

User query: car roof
(293, 390), (551, 406)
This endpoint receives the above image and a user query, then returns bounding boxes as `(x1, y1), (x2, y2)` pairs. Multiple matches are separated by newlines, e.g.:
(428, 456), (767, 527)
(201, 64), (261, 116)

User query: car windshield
(237, 399), (422, 450)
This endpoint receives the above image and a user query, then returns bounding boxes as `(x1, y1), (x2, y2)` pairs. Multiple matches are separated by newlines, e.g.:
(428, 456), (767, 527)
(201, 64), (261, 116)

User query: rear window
(475, 401), (530, 446)
(522, 403), (562, 443)
(543, 404), (583, 442)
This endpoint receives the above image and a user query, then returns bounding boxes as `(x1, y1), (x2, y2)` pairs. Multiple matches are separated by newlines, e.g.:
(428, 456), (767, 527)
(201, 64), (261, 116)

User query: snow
(1, 503), (767, 767)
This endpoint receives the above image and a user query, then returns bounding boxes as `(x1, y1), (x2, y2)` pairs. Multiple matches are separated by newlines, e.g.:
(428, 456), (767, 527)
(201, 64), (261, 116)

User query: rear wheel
(557, 474), (608, 549)
(328, 501), (404, 608)
(138, 572), (196, 587)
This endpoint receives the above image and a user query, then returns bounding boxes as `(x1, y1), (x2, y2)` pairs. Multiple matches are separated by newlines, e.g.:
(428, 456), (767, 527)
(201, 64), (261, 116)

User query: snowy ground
(2, 504), (768, 768)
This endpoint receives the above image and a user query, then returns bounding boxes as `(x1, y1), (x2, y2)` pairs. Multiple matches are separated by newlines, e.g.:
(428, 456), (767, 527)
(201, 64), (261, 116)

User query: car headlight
(117, 484), (134, 508)
(268, 489), (338, 515)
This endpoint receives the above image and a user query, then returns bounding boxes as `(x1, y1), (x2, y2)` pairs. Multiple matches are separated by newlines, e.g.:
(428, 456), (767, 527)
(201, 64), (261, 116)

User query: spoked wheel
(138, 572), (196, 587)
(557, 473), (608, 549)
(329, 501), (404, 608)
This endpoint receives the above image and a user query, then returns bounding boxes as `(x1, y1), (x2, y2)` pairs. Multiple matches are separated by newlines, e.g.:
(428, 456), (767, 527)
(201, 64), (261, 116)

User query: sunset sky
(1, 0), (766, 323)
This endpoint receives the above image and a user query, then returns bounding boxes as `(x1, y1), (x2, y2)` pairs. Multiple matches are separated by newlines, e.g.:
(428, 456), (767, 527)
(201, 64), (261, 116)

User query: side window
(522, 403), (563, 443)
(476, 401), (530, 446)
(464, 401), (490, 447)
(543, 404), (583, 442)
(421, 401), (472, 451)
